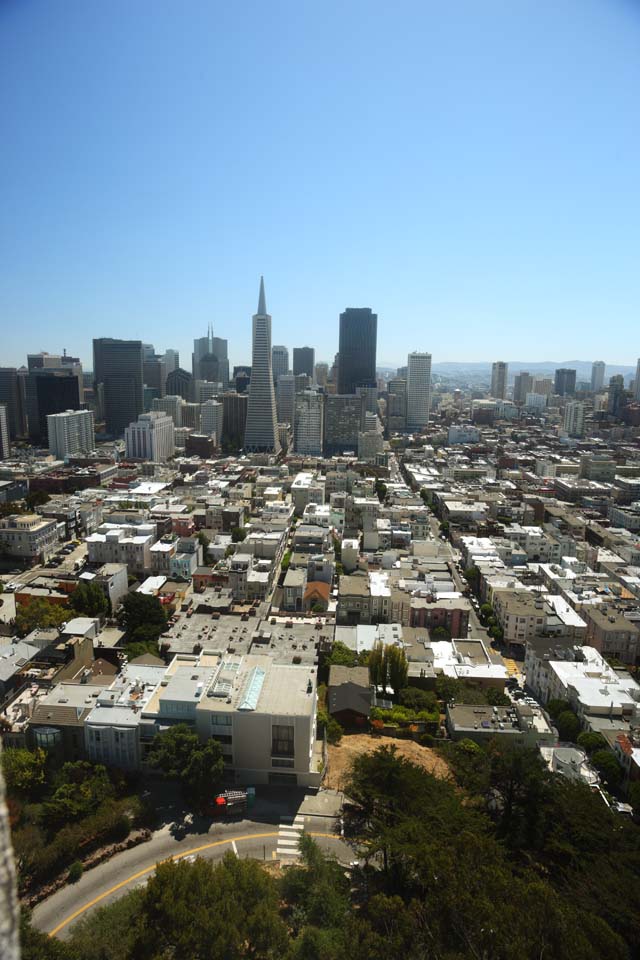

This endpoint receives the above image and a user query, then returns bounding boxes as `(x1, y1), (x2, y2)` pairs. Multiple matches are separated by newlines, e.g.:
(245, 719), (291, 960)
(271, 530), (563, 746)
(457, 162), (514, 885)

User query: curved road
(33, 816), (350, 940)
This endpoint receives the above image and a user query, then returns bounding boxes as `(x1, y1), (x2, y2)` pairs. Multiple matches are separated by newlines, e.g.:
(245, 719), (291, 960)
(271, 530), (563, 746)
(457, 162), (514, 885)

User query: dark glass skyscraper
(25, 369), (80, 441)
(93, 338), (144, 437)
(337, 307), (377, 395)
(293, 347), (315, 380)
(554, 368), (577, 397)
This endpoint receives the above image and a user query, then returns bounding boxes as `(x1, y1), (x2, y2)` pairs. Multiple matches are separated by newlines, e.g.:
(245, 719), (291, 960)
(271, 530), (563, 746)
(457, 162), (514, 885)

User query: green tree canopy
(590, 750), (623, 790)
(576, 731), (607, 755)
(146, 724), (223, 807)
(231, 526), (247, 543)
(119, 592), (167, 643)
(555, 710), (581, 742)
(70, 580), (108, 618)
(2, 747), (46, 799)
(15, 598), (67, 637)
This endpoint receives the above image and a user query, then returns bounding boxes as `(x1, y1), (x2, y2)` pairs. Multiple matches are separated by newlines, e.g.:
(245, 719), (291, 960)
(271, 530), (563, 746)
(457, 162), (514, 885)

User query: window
(272, 758), (294, 768)
(272, 723), (295, 758)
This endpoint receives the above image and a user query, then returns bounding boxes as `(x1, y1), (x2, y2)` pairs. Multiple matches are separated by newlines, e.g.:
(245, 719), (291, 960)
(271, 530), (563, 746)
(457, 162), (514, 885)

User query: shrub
(326, 718), (343, 745)
(68, 861), (83, 884)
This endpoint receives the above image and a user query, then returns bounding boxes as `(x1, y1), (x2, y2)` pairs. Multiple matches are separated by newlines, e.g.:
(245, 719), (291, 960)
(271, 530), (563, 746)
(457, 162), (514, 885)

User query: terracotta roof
(304, 580), (330, 602)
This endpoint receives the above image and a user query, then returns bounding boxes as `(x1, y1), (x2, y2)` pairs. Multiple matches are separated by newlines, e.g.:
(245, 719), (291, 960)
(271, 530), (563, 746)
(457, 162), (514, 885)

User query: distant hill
(378, 360), (636, 380)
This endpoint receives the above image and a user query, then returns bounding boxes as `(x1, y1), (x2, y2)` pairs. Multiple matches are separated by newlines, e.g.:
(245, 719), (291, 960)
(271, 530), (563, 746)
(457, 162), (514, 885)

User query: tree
(326, 717), (343, 744)
(25, 490), (50, 510)
(368, 640), (385, 688)
(281, 550), (291, 572)
(546, 699), (571, 721)
(399, 687), (438, 713)
(231, 527), (247, 543)
(132, 854), (288, 960)
(591, 750), (623, 790)
(555, 710), (581, 742)
(146, 724), (223, 807)
(70, 580), (107, 618)
(42, 761), (115, 828)
(15, 598), (67, 636)
(431, 625), (450, 640)
(374, 480), (387, 504)
(486, 687), (511, 707)
(386, 645), (408, 696)
(2, 747), (46, 799)
(327, 641), (358, 668)
(119, 592), (167, 643)
(577, 731), (607, 756)
(197, 530), (210, 550)
(480, 603), (494, 620)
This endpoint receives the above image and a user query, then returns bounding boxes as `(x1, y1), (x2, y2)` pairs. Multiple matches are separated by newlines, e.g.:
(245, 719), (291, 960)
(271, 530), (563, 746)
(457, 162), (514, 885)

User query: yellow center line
(48, 830), (340, 938)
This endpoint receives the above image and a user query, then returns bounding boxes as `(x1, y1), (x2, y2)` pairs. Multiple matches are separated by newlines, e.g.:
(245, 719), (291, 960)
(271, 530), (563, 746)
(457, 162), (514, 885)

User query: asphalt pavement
(33, 813), (349, 940)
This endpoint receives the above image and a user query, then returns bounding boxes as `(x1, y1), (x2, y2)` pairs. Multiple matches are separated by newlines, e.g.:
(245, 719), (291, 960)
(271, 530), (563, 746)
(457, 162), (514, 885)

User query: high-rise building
(406, 352), (432, 431)
(25, 369), (81, 441)
(532, 377), (554, 396)
(163, 349), (180, 374)
(152, 395), (183, 427)
(293, 347), (315, 380)
(314, 362), (328, 386)
(47, 409), (95, 459)
(244, 278), (280, 453)
(124, 412), (175, 462)
(490, 361), (508, 399)
(0, 369), (27, 439)
(222, 392), (248, 448)
(294, 391), (324, 456)
(554, 368), (576, 397)
(0, 404), (10, 460)
(93, 339), (144, 437)
(324, 394), (365, 455)
(192, 325), (229, 387)
(564, 401), (585, 438)
(386, 378), (407, 434)
(166, 368), (193, 401)
(271, 345), (289, 382)
(635, 359), (640, 402)
(608, 375), (626, 417)
(201, 400), (224, 444)
(143, 355), (167, 399)
(513, 371), (533, 405)
(276, 374), (296, 426)
(338, 308), (377, 395)
(591, 361), (606, 393)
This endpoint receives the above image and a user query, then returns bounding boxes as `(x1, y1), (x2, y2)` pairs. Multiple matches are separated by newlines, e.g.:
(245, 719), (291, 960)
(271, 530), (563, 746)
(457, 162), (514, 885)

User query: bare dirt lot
(324, 734), (451, 791)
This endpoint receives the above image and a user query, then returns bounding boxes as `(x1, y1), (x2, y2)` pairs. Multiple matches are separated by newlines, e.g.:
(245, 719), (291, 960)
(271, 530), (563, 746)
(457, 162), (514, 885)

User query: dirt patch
(324, 734), (451, 791)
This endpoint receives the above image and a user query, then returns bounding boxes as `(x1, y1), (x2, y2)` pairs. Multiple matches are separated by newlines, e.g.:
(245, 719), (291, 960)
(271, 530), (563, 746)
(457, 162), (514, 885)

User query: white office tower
(47, 409), (95, 459)
(271, 345), (289, 382)
(635, 358), (640, 402)
(406, 352), (432, 430)
(490, 361), (508, 399)
(0, 404), (10, 460)
(276, 374), (296, 425)
(294, 390), (324, 456)
(163, 349), (179, 374)
(564, 401), (585, 438)
(152, 395), (182, 427)
(201, 400), (224, 444)
(591, 361), (605, 393)
(125, 412), (175, 462)
(244, 278), (280, 453)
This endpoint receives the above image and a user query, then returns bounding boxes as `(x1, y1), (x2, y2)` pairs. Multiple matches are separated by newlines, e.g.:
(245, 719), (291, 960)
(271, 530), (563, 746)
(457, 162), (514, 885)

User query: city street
(33, 813), (350, 940)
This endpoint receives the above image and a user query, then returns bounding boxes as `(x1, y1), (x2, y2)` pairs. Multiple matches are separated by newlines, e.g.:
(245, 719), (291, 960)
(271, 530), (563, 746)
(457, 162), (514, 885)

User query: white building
(152, 395), (182, 427)
(271, 345), (289, 381)
(525, 392), (547, 413)
(564, 400), (585, 438)
(201, 400), (224, 444)
(125, 412), (175, 462)
(47, 408), (95, 459)
(0, 514), (59, 561)
(244, 277), (280, 453)
(294, 390), (324, 456)
(276, 374), (296, 427)
(86, 522), (157, 574)
(591, 361), (605, 393)
(406, 352), (432, 430)
(358, 430), (384, 462)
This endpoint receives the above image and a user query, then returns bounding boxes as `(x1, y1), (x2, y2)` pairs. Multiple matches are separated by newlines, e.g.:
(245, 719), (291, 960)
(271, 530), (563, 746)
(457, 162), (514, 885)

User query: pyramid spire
(257, 275), (267, 315)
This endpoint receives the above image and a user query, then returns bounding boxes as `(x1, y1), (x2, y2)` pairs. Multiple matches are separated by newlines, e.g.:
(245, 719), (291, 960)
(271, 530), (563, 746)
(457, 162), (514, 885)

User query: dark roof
(328, 681), (372, 718)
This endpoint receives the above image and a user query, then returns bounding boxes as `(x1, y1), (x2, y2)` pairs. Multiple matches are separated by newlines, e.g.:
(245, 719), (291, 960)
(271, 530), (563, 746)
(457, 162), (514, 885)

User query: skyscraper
(25, 369), (81, 441)
(293, 347), (315, 380)
(93, 339), (144, 437)
(294, 391), (324, 456)
(635, 359), (640, 402)
(314, 362), (329, 386)
(406, 352), (432, 430)
(324, 394), (365, 455)
(0, 369), (27, 439)
(163, 349), (180, 374)
(554, 368), (576, 397)
(271, 345), (289, 382)
(192, 325), (229, 387)
(513, 371), (533, 404)
(490, 361), (508, 399)
(47, 409), (95, 459)
(564, 401), (585, 438)
(276, 374), (296, 426)
(124, 412), (175, 462)
(0, 405), (10, 460)
(591, 361), (606, 393)
(244, 278), (280, 453)
(337, 308), (377, 395)
(386, 378), (407, 434)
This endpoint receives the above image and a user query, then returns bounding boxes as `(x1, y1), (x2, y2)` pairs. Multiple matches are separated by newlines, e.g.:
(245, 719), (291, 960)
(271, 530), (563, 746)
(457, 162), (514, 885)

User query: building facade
(294, 390), (324, 456)
(93, 339), (144, 437)
(406, 352), (432, 430)
(271, 345), (289, 382)
(244, 278), (280, 453)
(124, 412), (175, 462)
(337, 307), (377, 395)
(47, 409), (95, 459)
(490, 361), (508, 400)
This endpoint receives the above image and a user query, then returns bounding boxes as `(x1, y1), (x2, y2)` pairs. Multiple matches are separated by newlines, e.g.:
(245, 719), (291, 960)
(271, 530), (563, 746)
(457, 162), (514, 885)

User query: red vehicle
(205, 790), (248, 818)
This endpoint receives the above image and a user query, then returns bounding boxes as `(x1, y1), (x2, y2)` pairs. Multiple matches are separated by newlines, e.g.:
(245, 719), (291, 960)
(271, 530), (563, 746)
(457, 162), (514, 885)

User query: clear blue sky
(1, 0), (639, 371)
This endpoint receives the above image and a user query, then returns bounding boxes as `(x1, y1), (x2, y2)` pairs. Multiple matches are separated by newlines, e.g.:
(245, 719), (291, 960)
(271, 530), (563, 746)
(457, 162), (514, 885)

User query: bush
(326, 718), (343, 745)
(68, 861), (83, 884)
